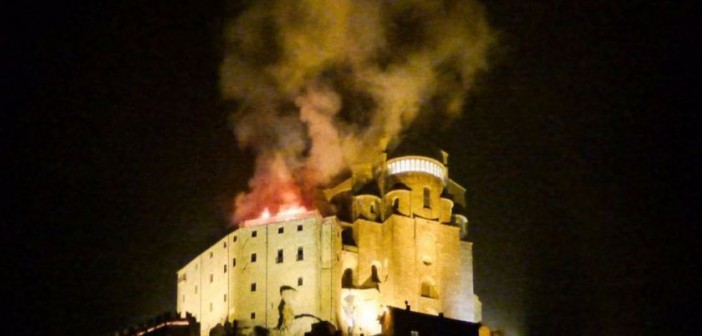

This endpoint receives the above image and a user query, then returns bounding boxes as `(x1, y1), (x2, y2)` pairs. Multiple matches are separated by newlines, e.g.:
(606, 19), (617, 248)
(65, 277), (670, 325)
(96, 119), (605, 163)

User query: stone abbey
(177, 148), (482, 336)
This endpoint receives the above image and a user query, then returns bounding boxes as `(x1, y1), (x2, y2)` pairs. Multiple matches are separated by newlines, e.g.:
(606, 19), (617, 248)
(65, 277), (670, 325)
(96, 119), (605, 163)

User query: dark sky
(9, 1), (699, 335)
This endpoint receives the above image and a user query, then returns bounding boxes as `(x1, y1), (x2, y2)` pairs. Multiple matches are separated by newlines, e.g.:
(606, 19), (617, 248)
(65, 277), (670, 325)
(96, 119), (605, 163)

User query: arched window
(371, 265), (380, 283)
(342, 269), (354, 288)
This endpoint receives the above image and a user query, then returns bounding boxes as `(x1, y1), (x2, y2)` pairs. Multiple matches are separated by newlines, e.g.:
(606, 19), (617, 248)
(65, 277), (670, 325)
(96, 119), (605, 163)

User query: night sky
(10, 1), (699, 335)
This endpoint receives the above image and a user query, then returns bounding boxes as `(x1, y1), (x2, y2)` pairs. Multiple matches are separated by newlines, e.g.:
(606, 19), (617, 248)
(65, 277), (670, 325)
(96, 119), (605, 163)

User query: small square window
(278, 227), (284, 234)
(251, 312), (256, 319)
(232, 258), (236, 267)
(223, 264), (227, 273)
(251, 253), (257, 262)
(251, 283), (257, 292)
(298, 277), (303, 286)
(252, 230), (257, 238)
(297, 225), (303, 231)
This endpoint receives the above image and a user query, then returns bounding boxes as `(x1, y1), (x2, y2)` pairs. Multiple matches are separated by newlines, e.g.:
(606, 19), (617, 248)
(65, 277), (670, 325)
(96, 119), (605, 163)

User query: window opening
(297, 247), (304, 261)
(276, 249), (284, 263)
(423, 187), (431, 209)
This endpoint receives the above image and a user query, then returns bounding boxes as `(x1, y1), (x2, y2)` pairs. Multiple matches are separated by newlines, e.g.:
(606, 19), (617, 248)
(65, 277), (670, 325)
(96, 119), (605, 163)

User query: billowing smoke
(222, 0), (494, 223)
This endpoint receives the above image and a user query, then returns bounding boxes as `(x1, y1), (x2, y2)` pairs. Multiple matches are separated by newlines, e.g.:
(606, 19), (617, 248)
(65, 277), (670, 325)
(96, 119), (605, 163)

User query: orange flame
(256, 204), (308, 221)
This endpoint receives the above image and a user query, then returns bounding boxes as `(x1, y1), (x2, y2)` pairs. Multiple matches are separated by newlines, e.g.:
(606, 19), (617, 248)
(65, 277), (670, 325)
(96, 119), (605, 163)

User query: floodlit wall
(177, 212), (338, 336)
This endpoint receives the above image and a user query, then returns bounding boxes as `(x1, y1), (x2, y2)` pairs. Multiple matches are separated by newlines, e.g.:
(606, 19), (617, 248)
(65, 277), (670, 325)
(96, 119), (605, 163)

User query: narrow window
(371, 265), (380, 282)
(233, 235), (237, 243)
(209, 251), (213, 258)
(251, 253), (257, 262)
(298, 277), (303, 286)
(342, 269), (354, 288)
(210, 302), (213, 312)
(251, 283), (256, 292)
(223, 264), (227, 273)
(252, 230), (257, 238)
(423, 187), (431, 209)
(182, 294), (185, 303)
(297, 224), (303, 231)
(194, 285), (197, 294)
(210, 274), (213, 283)
(223, 241), (227, 248)
(251, 312), (256, 319)
(276, 249), (284, 263)
(278, 227), (284, 234)
(297, 247), (304, 261)
(224, 294), (227, 302)
(232, 258), (236, 267)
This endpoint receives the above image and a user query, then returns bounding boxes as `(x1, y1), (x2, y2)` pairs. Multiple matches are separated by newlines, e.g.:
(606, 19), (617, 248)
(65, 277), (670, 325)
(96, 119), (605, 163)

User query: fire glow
(258, 204), (308, 221)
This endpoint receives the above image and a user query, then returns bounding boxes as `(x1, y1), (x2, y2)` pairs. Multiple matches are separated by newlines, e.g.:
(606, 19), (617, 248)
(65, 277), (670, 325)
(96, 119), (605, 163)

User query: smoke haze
(221, 0), (494, 223)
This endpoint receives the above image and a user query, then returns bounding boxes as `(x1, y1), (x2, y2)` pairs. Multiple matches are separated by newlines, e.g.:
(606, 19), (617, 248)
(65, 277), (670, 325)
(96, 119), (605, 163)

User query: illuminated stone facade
(177, 150), (481, 336)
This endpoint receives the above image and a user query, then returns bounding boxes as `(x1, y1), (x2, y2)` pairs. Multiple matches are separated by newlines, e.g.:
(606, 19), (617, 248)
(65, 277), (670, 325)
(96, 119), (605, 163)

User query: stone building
(177, 148), (481, 336)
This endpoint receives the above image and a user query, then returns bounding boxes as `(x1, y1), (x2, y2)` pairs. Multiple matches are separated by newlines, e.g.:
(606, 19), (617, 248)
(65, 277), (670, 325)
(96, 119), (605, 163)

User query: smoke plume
(222, 0), (494, 223)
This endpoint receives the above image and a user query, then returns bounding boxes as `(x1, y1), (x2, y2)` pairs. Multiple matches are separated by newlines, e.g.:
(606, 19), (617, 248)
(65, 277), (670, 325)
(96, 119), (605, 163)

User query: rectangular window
(224, 294), (227, 302)
(223, 264), (227, 273)
(252, 230), (257, 237)
(209, 251), (213, 258)
(224, 241), (227, 248)
(251, 253), (257, 263)
(210, 274), (213, 283)
(251, 283), (256, 292)
(278, 227), (284, 234)
(233, 235), (237, 243)
(276, 249), (284, 263)
(423, 187), (431, 209)
(297, 224), (303, 231)
(251, 312), (256, 319)
(232, 258), (236, 267)
(297, 247), (304, 261)
(298, 277), (303, 286)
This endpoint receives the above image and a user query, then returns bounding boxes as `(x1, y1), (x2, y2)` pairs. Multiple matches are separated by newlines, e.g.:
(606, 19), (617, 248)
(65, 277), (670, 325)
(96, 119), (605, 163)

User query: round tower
(382, 149), (454, 223)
